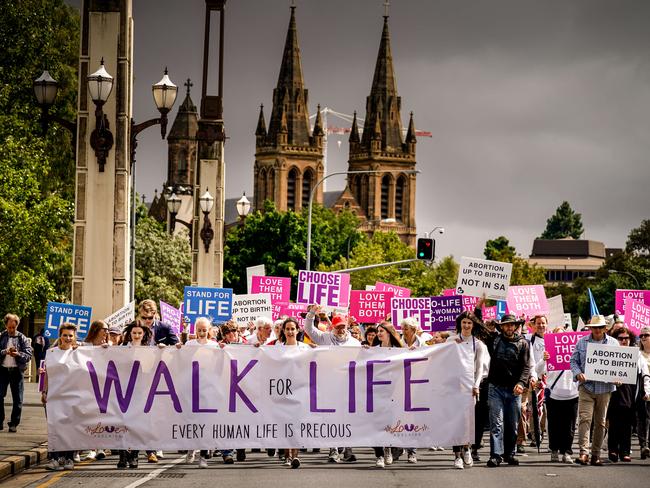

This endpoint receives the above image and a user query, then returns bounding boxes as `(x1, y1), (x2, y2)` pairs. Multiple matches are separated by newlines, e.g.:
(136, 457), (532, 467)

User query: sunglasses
(142, 316), (155, 321)
(640, 334), (650, 339)
(617, 336), (630, 340)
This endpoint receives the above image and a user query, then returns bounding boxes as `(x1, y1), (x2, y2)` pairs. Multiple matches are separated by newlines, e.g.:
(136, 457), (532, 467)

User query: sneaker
(73, 452), (81, 463)
(516, 445), (526, 454)
(384, 448), (393, 465)
(463, 450), (473, 467)
(486, 457), (501, 468)
(284, 458), (292, 466)
(328, 448), (339, 463)
(63, 459), (74, 470)
(147, 453), (158, 463)
(199, 457), (208, 469)
(641, 447), (650, 460)
(551, 451), (559, 462)
(342, 447), (357, 462)
(454, 457), (464, 469)
(504, 456), (519, 466)
(236, 450), (246, 462)
(185, 451), (196, 464)
(129, 456), (138, 469)
(608, 452), (619, 463)
(8, 425), (17, 433)
(562, 454), (574, 464)
(471, 449), (480, 462)
(436, 446), (445, 451)
(85, 450), (97, 461)
(156, 450), (164, 459)
(408, 453), (417, 464)
(267, 449), (276, 457)
(45, 459), (63, 471)
(375, 456), (385, 468)
(291, 458), (301, 469)
(223, 455), (234, 464)
(96, 450), (106, 460)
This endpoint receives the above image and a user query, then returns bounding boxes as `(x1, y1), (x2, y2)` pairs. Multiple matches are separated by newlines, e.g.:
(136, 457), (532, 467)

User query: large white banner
(45, 344), (474, 451)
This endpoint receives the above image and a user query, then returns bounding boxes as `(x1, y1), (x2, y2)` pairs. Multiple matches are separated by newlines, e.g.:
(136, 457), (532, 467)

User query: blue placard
(45, 302), (93, 339)
(183, 286), (233, 326)
(496, 300), (508, 320)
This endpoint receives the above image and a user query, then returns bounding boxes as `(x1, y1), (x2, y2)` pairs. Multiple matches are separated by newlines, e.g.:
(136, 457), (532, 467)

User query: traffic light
(417, 238), (435, 261)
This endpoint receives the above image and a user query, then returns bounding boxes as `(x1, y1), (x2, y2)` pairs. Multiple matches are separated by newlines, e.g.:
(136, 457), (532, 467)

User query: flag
(588, 288), (600, 317)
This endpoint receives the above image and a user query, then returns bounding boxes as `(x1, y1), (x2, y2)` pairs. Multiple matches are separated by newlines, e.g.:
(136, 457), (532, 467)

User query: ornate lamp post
(199, 189), (215, 253)
(236, 192), (251, 220)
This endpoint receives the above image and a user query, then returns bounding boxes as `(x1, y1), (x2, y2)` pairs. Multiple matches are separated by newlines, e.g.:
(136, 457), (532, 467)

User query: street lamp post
(608, 269), (641, 289)
(426, 226), (445, 238)
(236, 192), (251, 220)
(33, 69), (77, 144)
(306, 169), (420, 271)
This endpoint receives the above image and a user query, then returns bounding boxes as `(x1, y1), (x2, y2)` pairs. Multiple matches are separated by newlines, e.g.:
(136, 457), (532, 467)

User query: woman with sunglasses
(636, 326), (650, 459)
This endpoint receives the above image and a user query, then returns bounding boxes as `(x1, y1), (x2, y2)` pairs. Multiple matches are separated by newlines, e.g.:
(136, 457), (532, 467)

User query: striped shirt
(570, 333), (619, 394)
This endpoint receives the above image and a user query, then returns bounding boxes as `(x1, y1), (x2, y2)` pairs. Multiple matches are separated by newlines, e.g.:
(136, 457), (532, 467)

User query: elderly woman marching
(446, 311), (490, 469)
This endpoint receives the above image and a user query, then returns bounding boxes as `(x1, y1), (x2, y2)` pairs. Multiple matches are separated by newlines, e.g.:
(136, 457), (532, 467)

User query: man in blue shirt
(570, 314), (618, 466)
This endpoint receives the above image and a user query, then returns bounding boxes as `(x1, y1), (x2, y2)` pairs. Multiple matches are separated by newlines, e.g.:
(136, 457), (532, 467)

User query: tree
(540, 201), (584, 239)
(626, 219), (650, 256)
(484, 236), (516, 262)
(0, 0), (79, 318)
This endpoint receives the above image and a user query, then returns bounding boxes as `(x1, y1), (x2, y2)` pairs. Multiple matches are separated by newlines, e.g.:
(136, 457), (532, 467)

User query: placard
(183, 287), (233, 331)
(547, 295), (565, 329)
(232, 294), (273, 326)
(544, 331), (589, 371)
(506, 285), (549, 318)
(349, 291), (392, 324)
(278, 302), (309, 327)
(496, 300), (508, 320)
(296, 270), (350, 307)
(103, 301), (135, 331)
(430, 296), (463, 332)
(246, 265), (266, 294)
(615, 289), (650, 316)
(585, 343), (639, 385)
(482, 306), (497, 321)
(160, 301), (183, 335)
(456, 257), (512, 300)
(251, 276), (291, 304)
(391, 297), (432, 331)
(45, 302), (92, 339)
(624, 299), (650, 334)
(375, 282), (411, 298)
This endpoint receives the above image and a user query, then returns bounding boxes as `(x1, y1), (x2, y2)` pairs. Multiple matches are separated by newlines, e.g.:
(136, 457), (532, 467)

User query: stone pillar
(72, 0), (133, 319)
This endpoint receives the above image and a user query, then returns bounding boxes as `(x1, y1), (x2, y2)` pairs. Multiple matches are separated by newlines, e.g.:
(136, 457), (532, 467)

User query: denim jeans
(0, 366), (24, 427)
(488, 384), (521, 460)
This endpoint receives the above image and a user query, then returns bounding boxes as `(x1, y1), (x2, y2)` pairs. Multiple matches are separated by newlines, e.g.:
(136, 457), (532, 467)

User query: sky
(66, 0), (650, 261)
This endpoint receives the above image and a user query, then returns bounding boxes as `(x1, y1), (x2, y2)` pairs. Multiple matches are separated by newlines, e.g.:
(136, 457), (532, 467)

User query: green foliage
(484, 236), (516, 262)
(540, 201), (584, 240)
(0, 0), (79, 317)
(223, 201), (366, 294)
(134, 208), (191, 308)
(626, 219), (650, 256)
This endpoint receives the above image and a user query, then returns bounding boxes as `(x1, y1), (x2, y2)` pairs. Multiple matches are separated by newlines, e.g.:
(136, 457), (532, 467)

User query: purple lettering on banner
(87, 360), (140, 414)
(144, 361), (182, 413)
(309, 361), (335, 413)
(615, 289), (650, 316)
(348, 361), (357, 413)
(429, 295), (463, 332)
(404, 358), (430, 412)
(366, 360), (391, 413)
(192, 361), (218, 413)
(229, 359), (259, 413)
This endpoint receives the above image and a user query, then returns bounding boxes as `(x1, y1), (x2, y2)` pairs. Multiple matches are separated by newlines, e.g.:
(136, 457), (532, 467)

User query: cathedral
(150, 6), (418, 247)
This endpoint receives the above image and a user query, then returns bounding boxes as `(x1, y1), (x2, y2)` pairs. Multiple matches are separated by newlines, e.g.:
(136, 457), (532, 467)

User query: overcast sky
(67, 0), (650, 260)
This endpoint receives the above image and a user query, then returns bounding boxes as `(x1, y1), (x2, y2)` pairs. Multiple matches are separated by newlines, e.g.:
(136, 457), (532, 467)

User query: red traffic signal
(417, 238), (435, 261)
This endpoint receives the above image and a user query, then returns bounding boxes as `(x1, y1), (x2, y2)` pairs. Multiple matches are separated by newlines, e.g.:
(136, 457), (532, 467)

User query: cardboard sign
(547, 295), (565, 329)
(544, 331), (589, 371)
(349, 290), (392, 324)
(251, 276), (291, 304)
(183, 287), (233, 332)
(45, 302), (92, 339)
(585, 343), (639, 385)
(375, 282), (411, 298)
(296, 270), (350, 307)
(232, 294), (273, 326)
(456, 257), (512, 300)
(103, 301), (135, 331)
(507, 285), (549, 318)
(391, 297), (432, 331)
(624, 299), (650, 334)
(160, 301), (183, 335)
(482, 306), (497, 321)
(615, 289), (650, 316)
(430, 295), (463, 332)
(246, 265), (266, 294)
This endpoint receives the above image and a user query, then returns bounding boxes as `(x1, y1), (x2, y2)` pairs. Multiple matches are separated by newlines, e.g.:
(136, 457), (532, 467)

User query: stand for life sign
(183, 287), (233, 329)
(45, 302), (92, 339)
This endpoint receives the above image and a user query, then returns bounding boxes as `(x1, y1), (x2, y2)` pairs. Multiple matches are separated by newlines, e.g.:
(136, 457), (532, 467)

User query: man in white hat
(569, 314), (618, 466)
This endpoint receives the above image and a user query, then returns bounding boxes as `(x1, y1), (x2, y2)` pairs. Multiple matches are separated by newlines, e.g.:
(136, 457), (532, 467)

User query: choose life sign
(183, 287), (233, 330)
(456, 257), (512, 301)
(45, 302), (92, 339)
(391, 297), (432, 331)
(296, 270), (350, 308)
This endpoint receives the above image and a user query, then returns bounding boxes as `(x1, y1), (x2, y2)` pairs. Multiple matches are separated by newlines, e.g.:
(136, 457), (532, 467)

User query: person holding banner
(485, 314), (531, 468)
(638, 326), (650, 460)
(41, 323), (77, 471)
(402, 318), (425, 349)
(447, 311), (490, 468)
(542, 327), (579, 464)
(248, 316), (274, 346)
(138, 300), (179, 346)
(569, 314), (618, 466)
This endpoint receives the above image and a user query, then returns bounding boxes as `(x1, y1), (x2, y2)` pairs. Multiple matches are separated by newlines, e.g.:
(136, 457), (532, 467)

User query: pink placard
(296, 270), (350, 307)
(482, 306), (497, 321)
(462, 295), (480, 311)
(251, 276), (291, 304)
(615, 289), (650, 316)
(278, 302), (309, 327)
(160, 301), (183, 335)
(442, 288), (456, 296)
(625, 299), (650, 334)
(544, 331), (589, 371)
(349, 290), (392, 324)
(507, 285), (549, 318)
(375, 282), (411, 298)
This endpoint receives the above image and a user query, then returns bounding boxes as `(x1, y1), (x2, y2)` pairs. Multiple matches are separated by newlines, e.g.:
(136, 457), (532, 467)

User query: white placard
(455, 257), (512, 300)
(585, 343), (639, 385)
(246, 265), (266, 294)
(103, 301), (135, 330)
(547, 295), (565, 328)
(232, 293), (273, 325)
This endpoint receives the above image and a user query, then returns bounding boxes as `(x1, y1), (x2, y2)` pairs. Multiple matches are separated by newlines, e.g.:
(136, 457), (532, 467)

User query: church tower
(167, 79), (198, 191)
(253, 6), (324, 212)
(348, 13), (417, 246)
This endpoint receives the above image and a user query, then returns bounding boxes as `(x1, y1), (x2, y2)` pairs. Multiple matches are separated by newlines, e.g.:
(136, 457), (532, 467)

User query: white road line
(123, 456), (185, 488)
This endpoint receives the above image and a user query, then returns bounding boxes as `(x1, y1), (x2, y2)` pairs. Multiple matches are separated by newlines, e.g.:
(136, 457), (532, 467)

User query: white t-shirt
(185, 339), (219, 347)
(275, 341), (310, 350)
(2, 337), (18, 368)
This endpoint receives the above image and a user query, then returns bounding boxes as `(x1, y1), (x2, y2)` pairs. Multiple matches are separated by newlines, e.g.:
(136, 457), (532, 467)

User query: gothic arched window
(287, 168), (298, 211)
(395, 175), (406, 222)
(302, 168), (313, 209)
(381, 174), (390, 220)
